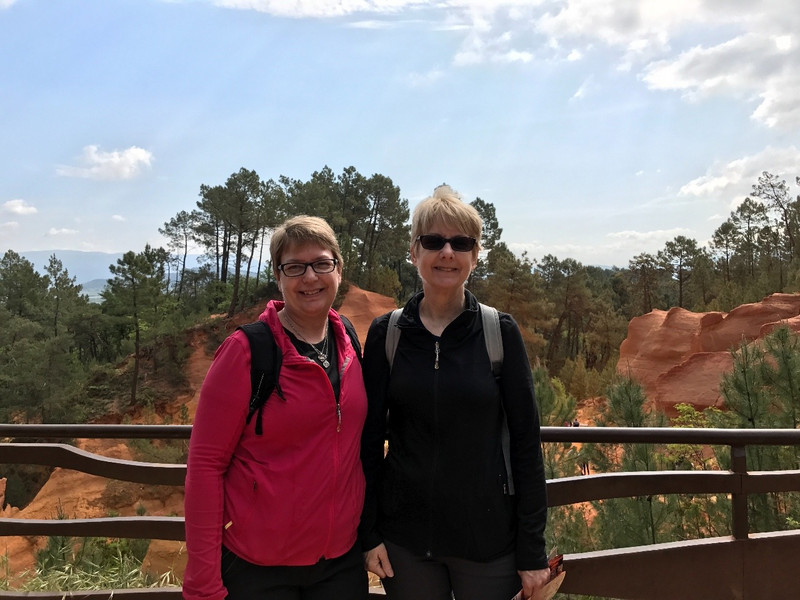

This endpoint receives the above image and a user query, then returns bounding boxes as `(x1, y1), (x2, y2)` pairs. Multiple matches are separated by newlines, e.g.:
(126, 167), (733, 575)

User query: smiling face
(277, 242), (342, 321)
(410, 220), (478, 294)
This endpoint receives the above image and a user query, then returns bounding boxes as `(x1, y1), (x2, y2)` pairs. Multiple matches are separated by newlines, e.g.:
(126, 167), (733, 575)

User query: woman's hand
(518, 567), (551, 599)
(364, 543), (394, 578)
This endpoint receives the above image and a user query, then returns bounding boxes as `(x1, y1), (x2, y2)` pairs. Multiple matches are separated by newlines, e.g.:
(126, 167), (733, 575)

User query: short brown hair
(411, 185), (482, 255)
(270, 215), (343, 277)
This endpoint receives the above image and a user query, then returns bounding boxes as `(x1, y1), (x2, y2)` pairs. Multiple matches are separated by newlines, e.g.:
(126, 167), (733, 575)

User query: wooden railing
(2, 424), (800, 599)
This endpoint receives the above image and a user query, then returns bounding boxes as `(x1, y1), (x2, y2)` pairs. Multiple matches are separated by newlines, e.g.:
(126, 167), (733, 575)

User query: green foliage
(716, 325), (800, 532)
(535, 367), (581, 481)
(666, 404), (724, 470)
(720, 338), (769, 428)
(558, 354), (618, 402)
(15, 535), (179, 591)
(127, 429), (189, 465)
(657, 235), (701, 308)
(473, 243), (552, 360)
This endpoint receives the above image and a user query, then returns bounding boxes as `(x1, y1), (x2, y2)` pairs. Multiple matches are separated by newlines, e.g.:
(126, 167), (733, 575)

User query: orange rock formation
(617, 293), (800, 416)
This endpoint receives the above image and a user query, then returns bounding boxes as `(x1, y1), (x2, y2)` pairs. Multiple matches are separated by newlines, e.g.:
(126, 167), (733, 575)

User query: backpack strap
(340, 314), (363, 365)
(383, 302), (513, 494)
(384, 308), (403, 372)
(479, 304), (514, 495)
(237, 321), (283, 436)
(479, 303), (503, 378)
(239, 315), (360, 436)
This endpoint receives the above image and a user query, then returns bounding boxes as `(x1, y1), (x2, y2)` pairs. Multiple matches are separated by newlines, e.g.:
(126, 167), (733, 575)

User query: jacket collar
(397, 289), (480, 330)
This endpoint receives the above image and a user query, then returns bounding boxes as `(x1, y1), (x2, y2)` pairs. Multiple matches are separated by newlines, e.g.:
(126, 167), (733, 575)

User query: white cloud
(775, 35), (792, 52)
(47, 227), (79, 236)
(347, 19), (394, 29)
(641, 28), (799, 129)
(752, 71), (800, 129)
(217, 0), (550, 18)
(111, 214), (126, 222)
(566, 48), (582, 61)
(570, 76), (593, 101)
(499, 49), (533, 63)
(214, 1), (800, 128)
(2, 199), (38, 215)
(679, 146), (800, 200)
(215, 0), (430, 18)
(1, 221), (19, 230)
(56, 145), (154, 180)
(0, 0), (18, 8)
(536, 0), (705, 49)
(643, 34), (788, 97)
(607, 227), (690, 242)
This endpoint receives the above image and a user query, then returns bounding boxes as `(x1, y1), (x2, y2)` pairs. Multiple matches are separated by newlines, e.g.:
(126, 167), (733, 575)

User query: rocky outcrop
(617, 293), (800, 416)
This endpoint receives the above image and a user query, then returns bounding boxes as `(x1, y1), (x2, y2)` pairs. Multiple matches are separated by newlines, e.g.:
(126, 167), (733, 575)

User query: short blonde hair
(411, 185), (482, 255)
(270, 215), (343, 277)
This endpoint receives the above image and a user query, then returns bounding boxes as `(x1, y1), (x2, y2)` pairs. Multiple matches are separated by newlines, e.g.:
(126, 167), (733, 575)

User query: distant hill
(18, 250), (124, 286)
(16, 250), (204, 296)
(80, 278), (109, 303)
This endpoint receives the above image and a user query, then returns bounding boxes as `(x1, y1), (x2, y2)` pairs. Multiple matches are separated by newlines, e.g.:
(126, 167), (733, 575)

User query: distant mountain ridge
(17, 249), (203, 289)
(17, 250), (124, 286)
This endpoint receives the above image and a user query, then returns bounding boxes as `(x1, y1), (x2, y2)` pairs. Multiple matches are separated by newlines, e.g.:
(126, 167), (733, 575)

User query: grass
(0, 536), (181, 592)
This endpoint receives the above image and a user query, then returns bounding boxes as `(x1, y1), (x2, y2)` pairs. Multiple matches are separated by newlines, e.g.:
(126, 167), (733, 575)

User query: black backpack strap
(237, 321), (283, 436)
(339, 314), (362, 364)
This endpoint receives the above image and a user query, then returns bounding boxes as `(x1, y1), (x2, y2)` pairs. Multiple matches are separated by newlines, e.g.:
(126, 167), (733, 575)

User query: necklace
(282, 312), (331, 368)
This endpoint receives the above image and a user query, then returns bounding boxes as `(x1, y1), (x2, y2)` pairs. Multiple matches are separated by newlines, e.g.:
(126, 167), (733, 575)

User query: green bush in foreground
(1, 536), (180, 591)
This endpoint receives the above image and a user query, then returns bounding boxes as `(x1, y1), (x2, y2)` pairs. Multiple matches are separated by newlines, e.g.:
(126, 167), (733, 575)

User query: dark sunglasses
(416, 234), (477, 252)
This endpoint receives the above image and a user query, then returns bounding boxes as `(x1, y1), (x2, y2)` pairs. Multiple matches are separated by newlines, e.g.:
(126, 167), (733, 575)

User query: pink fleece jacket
(182, 301), (367, 600)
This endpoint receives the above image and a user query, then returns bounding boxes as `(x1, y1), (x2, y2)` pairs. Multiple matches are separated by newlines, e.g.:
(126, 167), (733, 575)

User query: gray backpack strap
(479, 303), (503, 377)
(480, 304), (514, 495)
(385, 308), (403, 372)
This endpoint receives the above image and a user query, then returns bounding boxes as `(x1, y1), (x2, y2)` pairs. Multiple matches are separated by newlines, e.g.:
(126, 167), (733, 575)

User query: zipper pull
(434, 341), (440, 370)
(336, 402), (342, 432)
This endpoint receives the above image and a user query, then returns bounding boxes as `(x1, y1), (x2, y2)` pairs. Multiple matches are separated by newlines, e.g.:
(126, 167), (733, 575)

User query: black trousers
(221, 543), (369, 600)
(380, 539), (521, 600)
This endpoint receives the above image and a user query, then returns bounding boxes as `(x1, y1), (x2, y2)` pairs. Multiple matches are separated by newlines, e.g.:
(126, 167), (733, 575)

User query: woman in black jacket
(360, 185), (550, 600)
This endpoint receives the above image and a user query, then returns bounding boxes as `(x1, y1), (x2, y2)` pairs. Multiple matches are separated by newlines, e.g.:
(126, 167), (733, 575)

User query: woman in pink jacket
(183, 216), (368, 600)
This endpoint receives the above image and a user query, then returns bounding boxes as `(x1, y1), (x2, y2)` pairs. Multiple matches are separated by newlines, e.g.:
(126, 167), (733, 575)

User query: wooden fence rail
(2, 425), (800, 599)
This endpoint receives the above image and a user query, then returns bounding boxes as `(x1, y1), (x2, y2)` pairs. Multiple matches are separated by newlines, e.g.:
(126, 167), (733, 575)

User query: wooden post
(731, 444), (749, 540)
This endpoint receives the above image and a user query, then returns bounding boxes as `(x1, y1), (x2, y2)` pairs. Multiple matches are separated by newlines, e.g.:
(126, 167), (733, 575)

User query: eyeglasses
(416, 234), (477, 252)
(277, 258), (338, 277)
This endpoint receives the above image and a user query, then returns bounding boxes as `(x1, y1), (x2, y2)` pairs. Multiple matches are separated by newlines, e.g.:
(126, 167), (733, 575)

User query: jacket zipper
(427, 337), (440, 556)
(325, 355), (349, 555)
(336, 356), (350, 432)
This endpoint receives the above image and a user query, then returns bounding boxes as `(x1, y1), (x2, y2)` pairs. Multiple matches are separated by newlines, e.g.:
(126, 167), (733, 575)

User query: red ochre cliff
(617, 293), (800, 417)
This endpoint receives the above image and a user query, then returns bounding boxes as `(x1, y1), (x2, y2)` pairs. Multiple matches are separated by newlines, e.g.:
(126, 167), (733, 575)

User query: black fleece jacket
(359, 290), (548, 571)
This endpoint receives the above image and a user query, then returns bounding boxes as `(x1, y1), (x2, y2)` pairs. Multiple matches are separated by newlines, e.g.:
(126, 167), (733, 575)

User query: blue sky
(2, 0), (799, 269)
